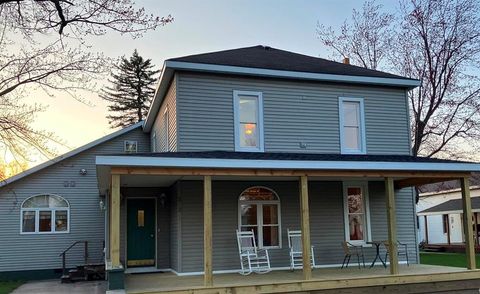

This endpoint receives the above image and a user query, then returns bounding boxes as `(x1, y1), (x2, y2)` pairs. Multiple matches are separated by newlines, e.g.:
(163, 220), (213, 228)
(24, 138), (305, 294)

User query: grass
(0, 281), (23, 294)
(420, 252), (480, 268)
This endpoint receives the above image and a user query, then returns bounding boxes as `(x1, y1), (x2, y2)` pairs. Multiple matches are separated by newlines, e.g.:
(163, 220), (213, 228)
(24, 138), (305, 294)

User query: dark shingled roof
(418, 197), (480, 214)
(168, 45), (417, 81)
(114, 151), (472, 164)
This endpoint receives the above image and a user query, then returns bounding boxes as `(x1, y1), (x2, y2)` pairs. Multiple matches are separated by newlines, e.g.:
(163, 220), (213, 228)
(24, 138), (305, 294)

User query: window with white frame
(21, 194), (70, 234)
(343, 183), (370, 244)
(238, 187), (280, 248)
(339, 97), (366, 154)
(124, 140), (138, 153)
(161, 108), (169, 152)
(233, 91), (264, 152)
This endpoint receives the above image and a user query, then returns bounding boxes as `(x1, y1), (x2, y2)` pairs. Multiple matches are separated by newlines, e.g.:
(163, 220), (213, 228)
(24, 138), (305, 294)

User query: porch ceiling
(95, 151), (479, 194)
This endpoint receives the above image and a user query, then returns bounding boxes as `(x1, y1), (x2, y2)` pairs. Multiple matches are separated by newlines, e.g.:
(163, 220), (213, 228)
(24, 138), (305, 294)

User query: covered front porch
(96, 152), (480, 292)
(125, 264), (480, 294)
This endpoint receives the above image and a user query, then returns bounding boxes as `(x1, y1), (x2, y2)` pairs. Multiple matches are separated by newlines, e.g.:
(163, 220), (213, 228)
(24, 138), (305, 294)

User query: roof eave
(95, 155), (480, 172)
(144, 60), (420, 132)
(166, 60), (420, 88)
(0, 122), (144, 188)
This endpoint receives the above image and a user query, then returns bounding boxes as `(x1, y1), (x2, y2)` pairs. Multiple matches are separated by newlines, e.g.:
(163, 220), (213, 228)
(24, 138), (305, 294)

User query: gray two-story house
(1, 46), (479, 293)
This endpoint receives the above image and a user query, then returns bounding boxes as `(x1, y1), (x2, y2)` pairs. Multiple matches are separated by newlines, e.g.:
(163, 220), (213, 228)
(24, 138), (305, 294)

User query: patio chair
(384, 240), (409, 266)
(341, 241), (365, 269)
(236, 230), (271, 275)
(287, 229), (316, 270)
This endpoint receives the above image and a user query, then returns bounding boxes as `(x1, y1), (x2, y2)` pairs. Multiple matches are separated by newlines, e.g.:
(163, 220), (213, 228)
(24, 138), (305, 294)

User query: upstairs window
(238, 187), (280, 248)
(339, 97), (366, 154)
(124, 140), (137, 153)
(161, 108), (169, 152)
(21, 194), (70, 234)
(233, 91), (264, 152)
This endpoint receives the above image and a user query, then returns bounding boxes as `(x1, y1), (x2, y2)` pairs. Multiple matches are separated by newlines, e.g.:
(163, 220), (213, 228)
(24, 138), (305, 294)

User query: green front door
(127, 198), (156, 267)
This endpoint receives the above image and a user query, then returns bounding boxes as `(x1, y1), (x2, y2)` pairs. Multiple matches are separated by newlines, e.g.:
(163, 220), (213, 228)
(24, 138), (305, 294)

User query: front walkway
(12, 280), (106, 294)
(125, 264), (477, 294)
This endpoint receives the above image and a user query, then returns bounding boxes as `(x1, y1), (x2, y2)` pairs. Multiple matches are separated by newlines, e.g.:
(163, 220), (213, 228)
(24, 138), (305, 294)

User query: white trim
(339, 97), (366, 154)
(233, 90), (264, 152)
(1, 121), (144, 188)
(20, 194), (70, 234)
(96, 155), (480, 172)
(342, 182), (371, 245)
(165, 61), (421, 88)
(237, 186), (281, 249)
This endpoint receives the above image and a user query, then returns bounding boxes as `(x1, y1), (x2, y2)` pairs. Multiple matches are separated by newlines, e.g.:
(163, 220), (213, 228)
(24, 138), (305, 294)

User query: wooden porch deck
(125, 264), (480, 294)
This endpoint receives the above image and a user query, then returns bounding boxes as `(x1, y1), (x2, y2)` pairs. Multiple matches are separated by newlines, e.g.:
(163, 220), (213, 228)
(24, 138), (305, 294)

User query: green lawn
(420, 252), (480, 268)
(0, 281), (23, 294)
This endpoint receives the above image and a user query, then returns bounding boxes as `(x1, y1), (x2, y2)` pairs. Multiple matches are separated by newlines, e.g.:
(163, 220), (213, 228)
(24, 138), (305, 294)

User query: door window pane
(138, 210), (145, 227)
(241, 204), (257, 225)
(347, 188), (363, 213)
(263, 204), (278, 225)
(22, 211), (35, 232)
(263, 226), (279, 247)
(346, 186), (366, 242)
(349, 215), (364, 240)
(55, 211), (68, 232)
(39, 211), (52, 232)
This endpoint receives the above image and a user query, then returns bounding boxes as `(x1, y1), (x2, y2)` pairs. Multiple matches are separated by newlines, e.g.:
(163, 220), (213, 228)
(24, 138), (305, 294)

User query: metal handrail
(60, 241), (89, 276)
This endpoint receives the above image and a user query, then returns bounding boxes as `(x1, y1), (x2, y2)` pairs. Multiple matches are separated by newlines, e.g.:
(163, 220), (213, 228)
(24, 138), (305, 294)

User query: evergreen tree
(101, 50), (159, 128)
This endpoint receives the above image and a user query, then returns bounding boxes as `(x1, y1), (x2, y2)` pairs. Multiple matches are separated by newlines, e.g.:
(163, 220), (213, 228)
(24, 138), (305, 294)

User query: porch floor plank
(125, 264), (474, 294)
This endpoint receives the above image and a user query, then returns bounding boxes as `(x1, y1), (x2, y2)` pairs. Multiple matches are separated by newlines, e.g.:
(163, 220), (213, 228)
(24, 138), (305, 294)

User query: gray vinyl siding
(152, 76), (177, 152)
(119, 188), (170, 269)
(0, 127), (149, 272)
(176, 72), (410, 154)
(174, 180), (418, 273)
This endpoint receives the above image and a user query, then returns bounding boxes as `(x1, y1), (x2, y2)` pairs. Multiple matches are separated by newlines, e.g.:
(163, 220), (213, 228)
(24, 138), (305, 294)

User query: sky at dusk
(24, 0), (398, 166)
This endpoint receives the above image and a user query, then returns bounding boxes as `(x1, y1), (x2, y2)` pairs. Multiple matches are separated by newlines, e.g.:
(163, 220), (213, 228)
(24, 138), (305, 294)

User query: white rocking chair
(287, 229), (316, 270)
(236, 230), (271, 275)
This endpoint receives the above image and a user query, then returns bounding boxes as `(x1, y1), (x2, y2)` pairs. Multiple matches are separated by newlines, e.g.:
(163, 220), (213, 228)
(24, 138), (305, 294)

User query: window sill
(20, 231), (70, 235)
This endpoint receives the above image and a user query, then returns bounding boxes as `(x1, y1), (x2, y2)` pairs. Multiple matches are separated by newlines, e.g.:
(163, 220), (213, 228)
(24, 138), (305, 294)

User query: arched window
(21, 194), (70, 234)
(238, 187), (281, 248)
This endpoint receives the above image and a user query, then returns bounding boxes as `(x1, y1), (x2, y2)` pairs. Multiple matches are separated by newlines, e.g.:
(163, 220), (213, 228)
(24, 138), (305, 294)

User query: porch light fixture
(99, 200), (106, 211)
(99, 194), (106, 211)
(159, 193), (167, 208)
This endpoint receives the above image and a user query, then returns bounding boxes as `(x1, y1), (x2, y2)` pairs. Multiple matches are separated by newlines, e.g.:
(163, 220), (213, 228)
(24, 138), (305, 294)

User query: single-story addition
(417, 187), (480, 248)
(2, 45), (480, 293)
